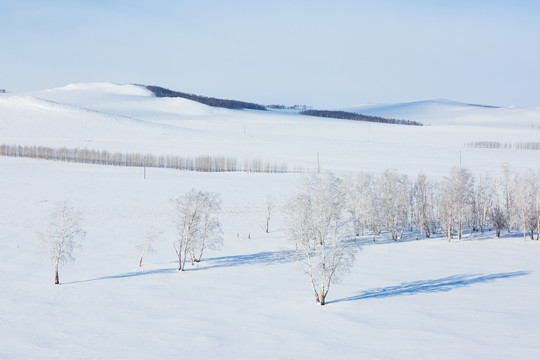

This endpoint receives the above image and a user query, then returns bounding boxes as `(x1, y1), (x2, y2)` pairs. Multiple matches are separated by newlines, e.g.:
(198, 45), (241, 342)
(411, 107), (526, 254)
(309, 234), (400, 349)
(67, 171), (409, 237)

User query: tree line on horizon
(145, 85), (267, 111)
(300, 109), (423, 126)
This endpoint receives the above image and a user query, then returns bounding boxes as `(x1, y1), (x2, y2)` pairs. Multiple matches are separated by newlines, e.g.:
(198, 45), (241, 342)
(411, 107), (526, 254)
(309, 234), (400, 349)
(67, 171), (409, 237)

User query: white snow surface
(346, 99), (540, 129)
(1, 83), (540, 359)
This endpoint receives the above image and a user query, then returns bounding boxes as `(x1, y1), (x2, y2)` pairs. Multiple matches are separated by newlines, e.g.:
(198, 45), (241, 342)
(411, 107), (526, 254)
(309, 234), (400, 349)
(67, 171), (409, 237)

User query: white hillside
(1, 82), (540, 359)
(35, 82), (228, 121)
(346, 99), (540, 129)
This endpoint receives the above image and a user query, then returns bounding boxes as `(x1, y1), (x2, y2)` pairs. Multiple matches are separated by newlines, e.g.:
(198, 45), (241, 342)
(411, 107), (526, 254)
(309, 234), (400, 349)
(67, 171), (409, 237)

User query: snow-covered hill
(1, 83), (540, 359)
(345, 99), (540, 129)
(2, 82), (539, 176)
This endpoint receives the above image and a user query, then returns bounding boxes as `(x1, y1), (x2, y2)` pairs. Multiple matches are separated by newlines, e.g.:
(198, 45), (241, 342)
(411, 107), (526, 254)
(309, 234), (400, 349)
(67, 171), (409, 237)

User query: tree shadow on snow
(327, 270), (531, 305)
(64, 268), (178, 284)
(185, 249), (296, 272)
(64, 250), (296, 284)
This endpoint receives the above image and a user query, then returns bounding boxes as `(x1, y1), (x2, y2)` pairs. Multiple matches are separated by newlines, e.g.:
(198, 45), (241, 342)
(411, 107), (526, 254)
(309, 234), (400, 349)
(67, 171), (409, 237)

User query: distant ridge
(145, 85), (267, 111)
(300, 109), (423, 126)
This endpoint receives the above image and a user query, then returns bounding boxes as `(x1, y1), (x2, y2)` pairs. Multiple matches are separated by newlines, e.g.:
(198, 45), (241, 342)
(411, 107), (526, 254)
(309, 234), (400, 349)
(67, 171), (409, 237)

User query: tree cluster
(266, 104), (313, 111)
(285, 167), (540, 304)
(331, 167), (540, 243)
(300, 109), (423, 126)
(42, 189), (224, 284)
(465, 141), (540, 150)
(145, 85), (267, 111)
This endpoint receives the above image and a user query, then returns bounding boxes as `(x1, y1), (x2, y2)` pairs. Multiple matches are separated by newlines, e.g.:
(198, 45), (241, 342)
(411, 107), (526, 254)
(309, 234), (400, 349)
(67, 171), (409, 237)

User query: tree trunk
(54, 260), (59, 284)
(139, 255), (144, 267)
(195, 245), (205, 263)
(320, 290), (328, 305)
(313, 289), (320, 304)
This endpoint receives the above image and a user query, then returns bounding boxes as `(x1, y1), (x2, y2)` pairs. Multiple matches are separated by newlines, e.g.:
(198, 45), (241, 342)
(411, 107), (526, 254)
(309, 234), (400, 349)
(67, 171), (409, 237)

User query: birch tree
(264, 194), (275, 233)
(365, 177), (382, 243)
(172, 189), (222, 271)
(138, 228), (159, 267)
(411, 173), (434, 239)
(513, 172), (536, 240)
(41, 201), (85, 284)
(189, 192), (223, 263)
(343, 173), (371, 237)
(475, 175), (494, 234)
(445, 167), (474, 241)
(502, 165), (514, 233)
(535, 171), (540, 240)
(285, 174), (359, 305)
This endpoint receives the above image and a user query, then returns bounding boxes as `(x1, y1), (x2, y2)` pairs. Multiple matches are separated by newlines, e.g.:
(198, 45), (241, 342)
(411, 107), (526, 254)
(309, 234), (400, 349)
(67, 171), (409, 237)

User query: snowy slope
(345, 99), (540, 129)
(1, 82), (540, 359)
(1, 157), (539, 360)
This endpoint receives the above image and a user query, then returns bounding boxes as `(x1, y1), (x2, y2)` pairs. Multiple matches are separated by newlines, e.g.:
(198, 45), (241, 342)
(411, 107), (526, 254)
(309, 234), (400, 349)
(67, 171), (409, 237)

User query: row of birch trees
(0, 143), (288, 173)
(333, 166), (540, 243)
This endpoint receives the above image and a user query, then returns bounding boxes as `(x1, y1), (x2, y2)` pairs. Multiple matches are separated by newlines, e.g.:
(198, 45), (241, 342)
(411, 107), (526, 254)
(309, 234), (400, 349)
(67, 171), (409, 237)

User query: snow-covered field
(1, 83), (539, 359)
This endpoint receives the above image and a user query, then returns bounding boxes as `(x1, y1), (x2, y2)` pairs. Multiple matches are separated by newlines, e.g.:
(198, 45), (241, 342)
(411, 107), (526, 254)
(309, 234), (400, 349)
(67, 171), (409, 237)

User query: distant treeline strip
(0, 144), (289, 173)
(145, 85), (267, 111)
(300, 109), (423, 126)
(465, 141), (540, 150)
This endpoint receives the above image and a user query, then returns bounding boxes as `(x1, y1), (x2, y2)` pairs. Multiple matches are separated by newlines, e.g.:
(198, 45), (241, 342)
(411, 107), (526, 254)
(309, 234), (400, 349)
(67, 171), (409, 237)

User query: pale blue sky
(1, 0), (539, 108)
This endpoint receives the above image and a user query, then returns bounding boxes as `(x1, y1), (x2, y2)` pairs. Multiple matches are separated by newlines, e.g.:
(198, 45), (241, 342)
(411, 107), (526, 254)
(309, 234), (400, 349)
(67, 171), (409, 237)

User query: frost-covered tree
(439, 178), (455, 242)
(41, 201), (85, 284)
(444, 167), (474, 241)
(343, 173), (371, 237)
(285, 174), (359, 305)
(379, 171), (409, 240)
(138, 228), (159, 267)
(502, 165), (515, 233)
(190, 192), (223, 263)
(411, 173), (435, 239)
(535, 172), (540, 240)
(365, 177), (382, 243)
(172, 189), (222, 271)
(475, 175), (494, 234)
(512, 172), (536, 240)
(264, 194), (275, 233)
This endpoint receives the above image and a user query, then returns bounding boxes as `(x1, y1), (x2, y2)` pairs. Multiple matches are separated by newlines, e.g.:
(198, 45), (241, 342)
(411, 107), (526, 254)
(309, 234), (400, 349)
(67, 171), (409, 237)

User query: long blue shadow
(185, 250), (296, 271)
(64, 268), (178, 284)
(327, 270), (532, 305)
(65, 250), (296, 283)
